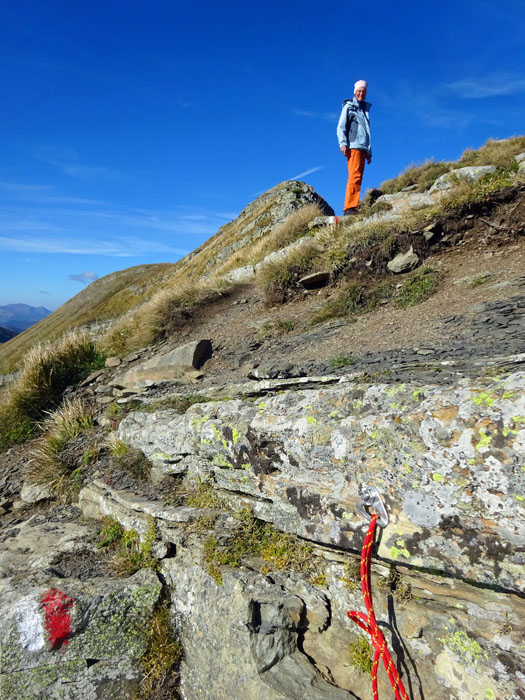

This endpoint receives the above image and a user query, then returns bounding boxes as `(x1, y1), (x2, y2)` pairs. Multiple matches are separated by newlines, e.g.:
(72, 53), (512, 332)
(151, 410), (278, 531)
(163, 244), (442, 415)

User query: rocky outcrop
(0, 507), (162, 699)
(101, 366), (525, 699)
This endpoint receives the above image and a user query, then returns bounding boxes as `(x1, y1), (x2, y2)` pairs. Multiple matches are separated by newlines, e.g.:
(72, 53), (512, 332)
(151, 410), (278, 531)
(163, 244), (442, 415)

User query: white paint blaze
(14, 596), (45, 652)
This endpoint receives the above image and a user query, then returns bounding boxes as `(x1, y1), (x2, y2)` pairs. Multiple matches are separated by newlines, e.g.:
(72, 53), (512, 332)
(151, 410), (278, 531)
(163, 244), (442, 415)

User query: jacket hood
(342, 97), (372, 109)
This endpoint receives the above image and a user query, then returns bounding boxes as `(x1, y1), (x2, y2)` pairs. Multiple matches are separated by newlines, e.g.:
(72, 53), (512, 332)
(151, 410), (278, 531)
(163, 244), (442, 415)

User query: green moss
(341, 559), (361, 591)
(203, 508), (314, 584)
(395, 267), (441, 308)
(329, 354), (358, 368)
(348, 637), (373, 675)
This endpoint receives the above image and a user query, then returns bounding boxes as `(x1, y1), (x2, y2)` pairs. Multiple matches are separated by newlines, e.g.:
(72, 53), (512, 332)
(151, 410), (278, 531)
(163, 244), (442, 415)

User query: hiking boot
(343, 208), (358, 216)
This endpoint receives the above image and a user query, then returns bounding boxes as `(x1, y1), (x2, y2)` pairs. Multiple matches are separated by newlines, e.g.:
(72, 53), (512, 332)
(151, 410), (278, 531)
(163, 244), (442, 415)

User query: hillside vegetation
(0, 137), (523, 376)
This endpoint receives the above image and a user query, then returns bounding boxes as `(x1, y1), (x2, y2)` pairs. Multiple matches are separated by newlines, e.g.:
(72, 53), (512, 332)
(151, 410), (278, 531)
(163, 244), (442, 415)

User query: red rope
(347, 514), (410, 700)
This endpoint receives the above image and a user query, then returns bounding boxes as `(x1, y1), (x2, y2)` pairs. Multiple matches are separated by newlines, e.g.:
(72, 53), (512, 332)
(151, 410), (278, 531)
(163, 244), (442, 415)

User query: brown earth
(162, 191), (525, 385)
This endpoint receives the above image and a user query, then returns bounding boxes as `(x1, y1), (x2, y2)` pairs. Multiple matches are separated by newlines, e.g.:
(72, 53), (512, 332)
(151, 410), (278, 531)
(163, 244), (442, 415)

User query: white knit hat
(354, 80), (368, 91)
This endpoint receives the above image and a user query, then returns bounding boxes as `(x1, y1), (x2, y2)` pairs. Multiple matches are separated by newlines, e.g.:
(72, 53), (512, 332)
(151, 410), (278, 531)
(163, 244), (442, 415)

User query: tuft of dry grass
(139, 599), (182, 699)
(26, 398), (93, 498)
(256, 240), (324, 304)
(379, 135), (525, 195)
(212, 203), (325, 280)
(380, 158), (452, 194)
(0, 330), (102, 451)
(99, 277), (232, 356)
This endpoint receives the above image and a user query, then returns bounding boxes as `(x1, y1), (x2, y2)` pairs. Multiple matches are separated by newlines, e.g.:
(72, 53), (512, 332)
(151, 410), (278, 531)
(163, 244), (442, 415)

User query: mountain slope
(0, 181), (332, 373)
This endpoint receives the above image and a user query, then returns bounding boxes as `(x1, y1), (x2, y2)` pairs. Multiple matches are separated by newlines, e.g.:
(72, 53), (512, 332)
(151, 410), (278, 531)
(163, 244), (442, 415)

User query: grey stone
(515, 152), (525, 164)
(387, 245), (419, 273)
(112, 340), (212, 389)
(20, 481), (53, 504)
(105, 356), (121, 368)
(298, 271), (331, 288)
(429, 165), (496, 192)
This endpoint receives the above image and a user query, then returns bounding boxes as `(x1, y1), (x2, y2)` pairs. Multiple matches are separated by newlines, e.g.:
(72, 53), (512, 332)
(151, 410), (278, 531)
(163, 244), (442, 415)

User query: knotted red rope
(347, 514), (409, 700)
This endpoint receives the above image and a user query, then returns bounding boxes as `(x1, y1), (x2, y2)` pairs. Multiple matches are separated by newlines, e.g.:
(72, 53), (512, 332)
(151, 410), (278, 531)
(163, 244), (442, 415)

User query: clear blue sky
(1, 0), (524, 309)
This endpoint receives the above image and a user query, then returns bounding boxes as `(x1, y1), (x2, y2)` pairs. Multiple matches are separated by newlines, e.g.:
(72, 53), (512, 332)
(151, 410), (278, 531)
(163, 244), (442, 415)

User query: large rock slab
(112, 339), (212, 388)
(161, 547), (524, 700)
(117, 371), (525, 593)
(0, 570), (161, 699)
(0, 508), (162, 699)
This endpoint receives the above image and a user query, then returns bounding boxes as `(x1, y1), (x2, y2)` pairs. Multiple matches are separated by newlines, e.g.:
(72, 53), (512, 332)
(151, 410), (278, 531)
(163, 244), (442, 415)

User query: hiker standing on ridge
(337, 80), (372, 215)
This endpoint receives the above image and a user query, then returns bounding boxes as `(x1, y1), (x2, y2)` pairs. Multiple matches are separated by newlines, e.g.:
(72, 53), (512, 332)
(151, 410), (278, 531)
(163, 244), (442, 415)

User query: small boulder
(298, 271), (331, 289)
(429, 166), (496, 192)
(20, 481), (53, 504)
(387, 246), (420, 274)
(105, 356), (121, 368)
(111, 340), (212, 389)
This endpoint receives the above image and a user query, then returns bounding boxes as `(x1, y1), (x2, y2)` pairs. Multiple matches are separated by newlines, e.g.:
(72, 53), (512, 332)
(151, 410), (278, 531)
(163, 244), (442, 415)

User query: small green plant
(107, 435), (151, 480)
(109, 516), (158, 576)
(310, 572), (327, 587)
(348, 636), (373, 675)
(376, 565), (413, 602)
(185, 476), (226, 509)
(395, 267), (440, 308)
(341, 559), (361, 591)
(97, 517), (125, 548)
(139, 598), (182, 699)
(469, 275), (489, 288)
(329, 354), (357, 369)
(203, 508), (314, 585)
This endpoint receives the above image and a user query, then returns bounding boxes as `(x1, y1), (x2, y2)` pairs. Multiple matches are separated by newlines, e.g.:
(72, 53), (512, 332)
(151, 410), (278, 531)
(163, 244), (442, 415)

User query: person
(336, 80), (372, 215)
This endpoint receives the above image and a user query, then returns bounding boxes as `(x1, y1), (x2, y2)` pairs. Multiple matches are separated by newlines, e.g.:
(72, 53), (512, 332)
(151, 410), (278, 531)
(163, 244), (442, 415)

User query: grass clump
(376, 565), (413, 603)
(100, 278), (231, 356)
(106, 435), (152, 481)
(257, 318), (296, 339)
(442, 168), (519, 209)
(381, 158), (452, 194)
(310, 281), (391, 326)
(348, 637), (373, 675)
(329, 354), (358, 369)
(204, 508), (314, 585)
(185, 476), (226, 510)
(0, 330), (102, 451)
(103, 516), (158, 576)
(257, 241), (323, 304)
(139, 598), (182, 700)
(26, 398), (93, 499)
(395, 267), (441, 308)
(97, 517), (125, 548)
(341, 559), (361, 591)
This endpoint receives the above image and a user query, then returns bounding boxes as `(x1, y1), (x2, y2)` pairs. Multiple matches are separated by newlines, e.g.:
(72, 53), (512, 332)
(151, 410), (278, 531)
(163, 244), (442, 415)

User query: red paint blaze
(41, 588), (75, 650)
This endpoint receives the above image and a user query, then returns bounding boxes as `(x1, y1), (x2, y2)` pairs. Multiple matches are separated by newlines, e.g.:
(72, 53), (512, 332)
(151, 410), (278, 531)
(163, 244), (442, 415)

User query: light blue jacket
(336, 97), (372, 157)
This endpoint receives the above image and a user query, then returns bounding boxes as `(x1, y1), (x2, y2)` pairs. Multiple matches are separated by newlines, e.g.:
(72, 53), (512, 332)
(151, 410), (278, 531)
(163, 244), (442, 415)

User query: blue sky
(1, 0), (524, 310)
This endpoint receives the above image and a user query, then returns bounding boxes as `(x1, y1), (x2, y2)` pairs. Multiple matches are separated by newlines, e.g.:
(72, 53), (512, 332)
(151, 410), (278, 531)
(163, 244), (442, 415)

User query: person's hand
(340, 146), (349, 156)
(366, 155), (372, 164)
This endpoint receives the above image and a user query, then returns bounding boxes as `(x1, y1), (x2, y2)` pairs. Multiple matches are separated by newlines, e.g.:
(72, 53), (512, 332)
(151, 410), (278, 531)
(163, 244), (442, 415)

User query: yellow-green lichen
(475, 431), (492, 450)
(441, 628), (488, 667)
(432, 472), (445, 483)
(306, 416), (317, 425)
(472, 391), (495, 407)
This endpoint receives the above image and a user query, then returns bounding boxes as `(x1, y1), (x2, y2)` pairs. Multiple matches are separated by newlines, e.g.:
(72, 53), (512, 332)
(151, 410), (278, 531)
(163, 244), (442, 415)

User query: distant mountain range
(0, 304), (51, 336)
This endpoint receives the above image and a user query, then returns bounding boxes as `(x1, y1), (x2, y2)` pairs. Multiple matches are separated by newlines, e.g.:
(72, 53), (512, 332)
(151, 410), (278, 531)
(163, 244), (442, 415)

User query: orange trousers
(344, 149), (366, 210)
